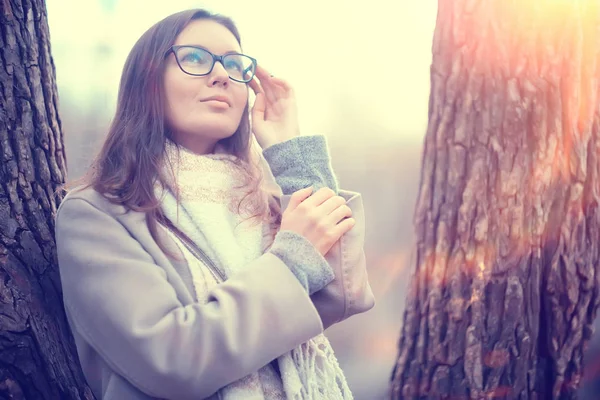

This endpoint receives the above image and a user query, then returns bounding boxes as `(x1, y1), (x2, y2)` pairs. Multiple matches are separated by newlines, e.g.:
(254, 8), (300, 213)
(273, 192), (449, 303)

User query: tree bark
(391, 1), (600, 399)
(0, 0), (93, 398)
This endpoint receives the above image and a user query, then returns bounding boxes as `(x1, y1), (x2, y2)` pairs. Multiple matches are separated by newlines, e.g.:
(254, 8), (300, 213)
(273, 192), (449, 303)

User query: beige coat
(55, 186), (374, 400)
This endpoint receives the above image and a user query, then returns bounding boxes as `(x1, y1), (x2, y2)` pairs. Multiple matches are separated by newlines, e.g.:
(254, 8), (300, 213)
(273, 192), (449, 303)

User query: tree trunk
(391, 1), (600, 399)
(0, 0), (93, 398)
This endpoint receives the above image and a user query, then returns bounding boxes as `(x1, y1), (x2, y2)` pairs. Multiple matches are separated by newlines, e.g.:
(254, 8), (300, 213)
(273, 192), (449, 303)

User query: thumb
(252, 92), (266, 121)
(287, 186), (313, 210)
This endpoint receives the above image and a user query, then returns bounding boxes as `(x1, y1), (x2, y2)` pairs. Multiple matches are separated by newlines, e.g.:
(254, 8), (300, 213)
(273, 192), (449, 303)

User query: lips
(201, 95), (231, 107)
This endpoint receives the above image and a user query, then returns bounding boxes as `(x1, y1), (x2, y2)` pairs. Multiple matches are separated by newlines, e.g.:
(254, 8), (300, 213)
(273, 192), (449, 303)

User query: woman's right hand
(280, 187), (356, 256)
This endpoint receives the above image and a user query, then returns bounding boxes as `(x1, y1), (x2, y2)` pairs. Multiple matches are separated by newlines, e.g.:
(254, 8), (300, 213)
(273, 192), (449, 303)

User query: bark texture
(391, 1), (600, 399)
(0, 0), (93, 398)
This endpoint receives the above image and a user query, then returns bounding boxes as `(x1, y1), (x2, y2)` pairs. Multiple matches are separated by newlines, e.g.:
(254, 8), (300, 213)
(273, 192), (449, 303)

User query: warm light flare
(375, 249), (412, 298)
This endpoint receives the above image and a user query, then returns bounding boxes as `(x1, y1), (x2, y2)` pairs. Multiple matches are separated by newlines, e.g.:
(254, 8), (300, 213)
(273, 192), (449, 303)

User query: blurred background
(44, 0), (600, 398)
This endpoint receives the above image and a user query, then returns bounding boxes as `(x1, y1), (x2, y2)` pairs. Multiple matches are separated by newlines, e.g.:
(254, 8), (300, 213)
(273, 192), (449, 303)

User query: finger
(251, 92), (266, 121)
(317, 195), (347, 215)
(249, 76), (280, 118)
(248, 76), (264, 95)
(254, 64), (272, 81)
(270, 77), (293, 97)
(249, 75), (283, 119)
(287, 187), (314, 210)
(248, 77), (262, 94)
(325, 204), (352, 225)
(254, 66), (279, 105)
(266, 75), (291, 97)
(301, 187), (336, 208)
(331, 217), (356, 238)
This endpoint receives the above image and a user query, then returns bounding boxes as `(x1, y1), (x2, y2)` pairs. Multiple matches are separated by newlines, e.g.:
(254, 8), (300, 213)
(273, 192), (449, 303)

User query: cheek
(232, 84), (249, 110)
(163, 78), (182, 116)
(164, 72), (198, 110)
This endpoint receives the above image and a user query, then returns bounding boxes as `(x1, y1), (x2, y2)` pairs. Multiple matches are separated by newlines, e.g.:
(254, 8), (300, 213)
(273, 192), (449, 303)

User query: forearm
(262, 135), (341, 296)
(262, 135), (339, 195)
(262, 135), (376, 330)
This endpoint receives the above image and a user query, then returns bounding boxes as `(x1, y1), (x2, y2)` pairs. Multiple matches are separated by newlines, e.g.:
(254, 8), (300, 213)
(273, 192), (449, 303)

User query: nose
(208, 61), (229, 87)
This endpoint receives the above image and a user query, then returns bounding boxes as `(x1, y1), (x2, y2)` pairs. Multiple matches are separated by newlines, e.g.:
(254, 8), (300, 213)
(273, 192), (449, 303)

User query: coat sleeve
(263, 134), (375, 330)
(280, 189), (375, 330)
(55, 197), (323, 400)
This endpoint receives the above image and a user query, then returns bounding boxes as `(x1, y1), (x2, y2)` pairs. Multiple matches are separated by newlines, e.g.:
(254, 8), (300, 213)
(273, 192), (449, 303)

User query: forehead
(174, 19), (241, 54)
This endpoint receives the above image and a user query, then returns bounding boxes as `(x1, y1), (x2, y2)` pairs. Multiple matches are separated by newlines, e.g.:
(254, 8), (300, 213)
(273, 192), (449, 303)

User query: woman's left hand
(249, 65), (300, 149)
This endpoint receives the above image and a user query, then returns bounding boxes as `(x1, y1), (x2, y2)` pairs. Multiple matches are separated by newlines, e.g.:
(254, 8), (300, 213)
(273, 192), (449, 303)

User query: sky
(45, 0), (438, 143)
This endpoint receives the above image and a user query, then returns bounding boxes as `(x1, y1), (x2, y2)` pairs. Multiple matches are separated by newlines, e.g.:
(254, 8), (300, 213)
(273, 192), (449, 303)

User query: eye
(178, 48), (211, 65)
(224, 57), (243, 71)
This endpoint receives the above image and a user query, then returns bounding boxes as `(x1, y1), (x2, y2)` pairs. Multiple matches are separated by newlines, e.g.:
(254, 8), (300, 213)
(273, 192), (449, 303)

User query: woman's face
(163, 19), (249, 154)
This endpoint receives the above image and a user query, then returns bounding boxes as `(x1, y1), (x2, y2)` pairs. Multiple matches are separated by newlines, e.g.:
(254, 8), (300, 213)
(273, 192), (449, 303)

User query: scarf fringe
(283, 335), (353, 400)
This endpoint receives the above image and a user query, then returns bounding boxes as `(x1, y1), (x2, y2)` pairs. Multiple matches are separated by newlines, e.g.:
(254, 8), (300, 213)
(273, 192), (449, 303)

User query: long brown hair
(71, 9), (281, 254)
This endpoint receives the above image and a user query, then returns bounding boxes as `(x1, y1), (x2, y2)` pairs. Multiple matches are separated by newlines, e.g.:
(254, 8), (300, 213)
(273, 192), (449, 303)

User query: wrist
(261, 131), (300, 150)
(269, 230), (334, 294)
(261, 138), (284, 150)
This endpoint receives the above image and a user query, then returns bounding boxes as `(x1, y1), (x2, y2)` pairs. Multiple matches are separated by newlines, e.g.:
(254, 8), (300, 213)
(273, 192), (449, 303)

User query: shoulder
(54, 186), (152, 252)
(56, 185), (129, 221)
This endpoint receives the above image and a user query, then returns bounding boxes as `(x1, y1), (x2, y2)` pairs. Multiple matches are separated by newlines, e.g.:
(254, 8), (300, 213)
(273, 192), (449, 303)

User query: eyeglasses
(166, 45), (257, 83)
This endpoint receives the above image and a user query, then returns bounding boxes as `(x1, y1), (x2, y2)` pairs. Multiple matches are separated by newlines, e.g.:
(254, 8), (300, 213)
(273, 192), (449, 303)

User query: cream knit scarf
(156, 140), (353, 400)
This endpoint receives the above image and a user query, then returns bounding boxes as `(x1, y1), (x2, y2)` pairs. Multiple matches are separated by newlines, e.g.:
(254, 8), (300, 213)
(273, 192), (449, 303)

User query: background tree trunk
(390, 1), (600, 399)
(0, 0), (93, 398)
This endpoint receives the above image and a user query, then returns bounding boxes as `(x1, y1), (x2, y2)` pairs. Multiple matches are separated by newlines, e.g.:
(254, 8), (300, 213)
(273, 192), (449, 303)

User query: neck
(170, 134), (217, 155)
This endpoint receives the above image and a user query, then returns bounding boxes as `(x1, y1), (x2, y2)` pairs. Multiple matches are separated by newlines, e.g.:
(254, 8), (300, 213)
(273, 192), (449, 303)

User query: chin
(211, 127), (237, 140)
(197, 116), (239, 137)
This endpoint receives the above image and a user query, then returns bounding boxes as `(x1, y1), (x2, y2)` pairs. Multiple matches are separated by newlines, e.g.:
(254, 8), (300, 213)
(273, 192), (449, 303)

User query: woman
(55, 8), (374, 400)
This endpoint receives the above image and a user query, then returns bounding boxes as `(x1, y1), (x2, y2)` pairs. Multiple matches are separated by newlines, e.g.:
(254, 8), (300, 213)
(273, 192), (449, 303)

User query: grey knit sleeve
(262, 135), (340, 195)
(269, 230), (334, 295)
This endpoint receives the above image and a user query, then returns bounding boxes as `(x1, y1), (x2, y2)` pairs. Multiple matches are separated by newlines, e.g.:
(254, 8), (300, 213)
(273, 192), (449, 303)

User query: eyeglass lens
(175, 46), (255, 82)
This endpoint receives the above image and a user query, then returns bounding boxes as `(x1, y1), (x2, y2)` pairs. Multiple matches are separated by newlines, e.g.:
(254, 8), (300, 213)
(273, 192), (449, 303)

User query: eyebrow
(182, 44), (242, 55)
